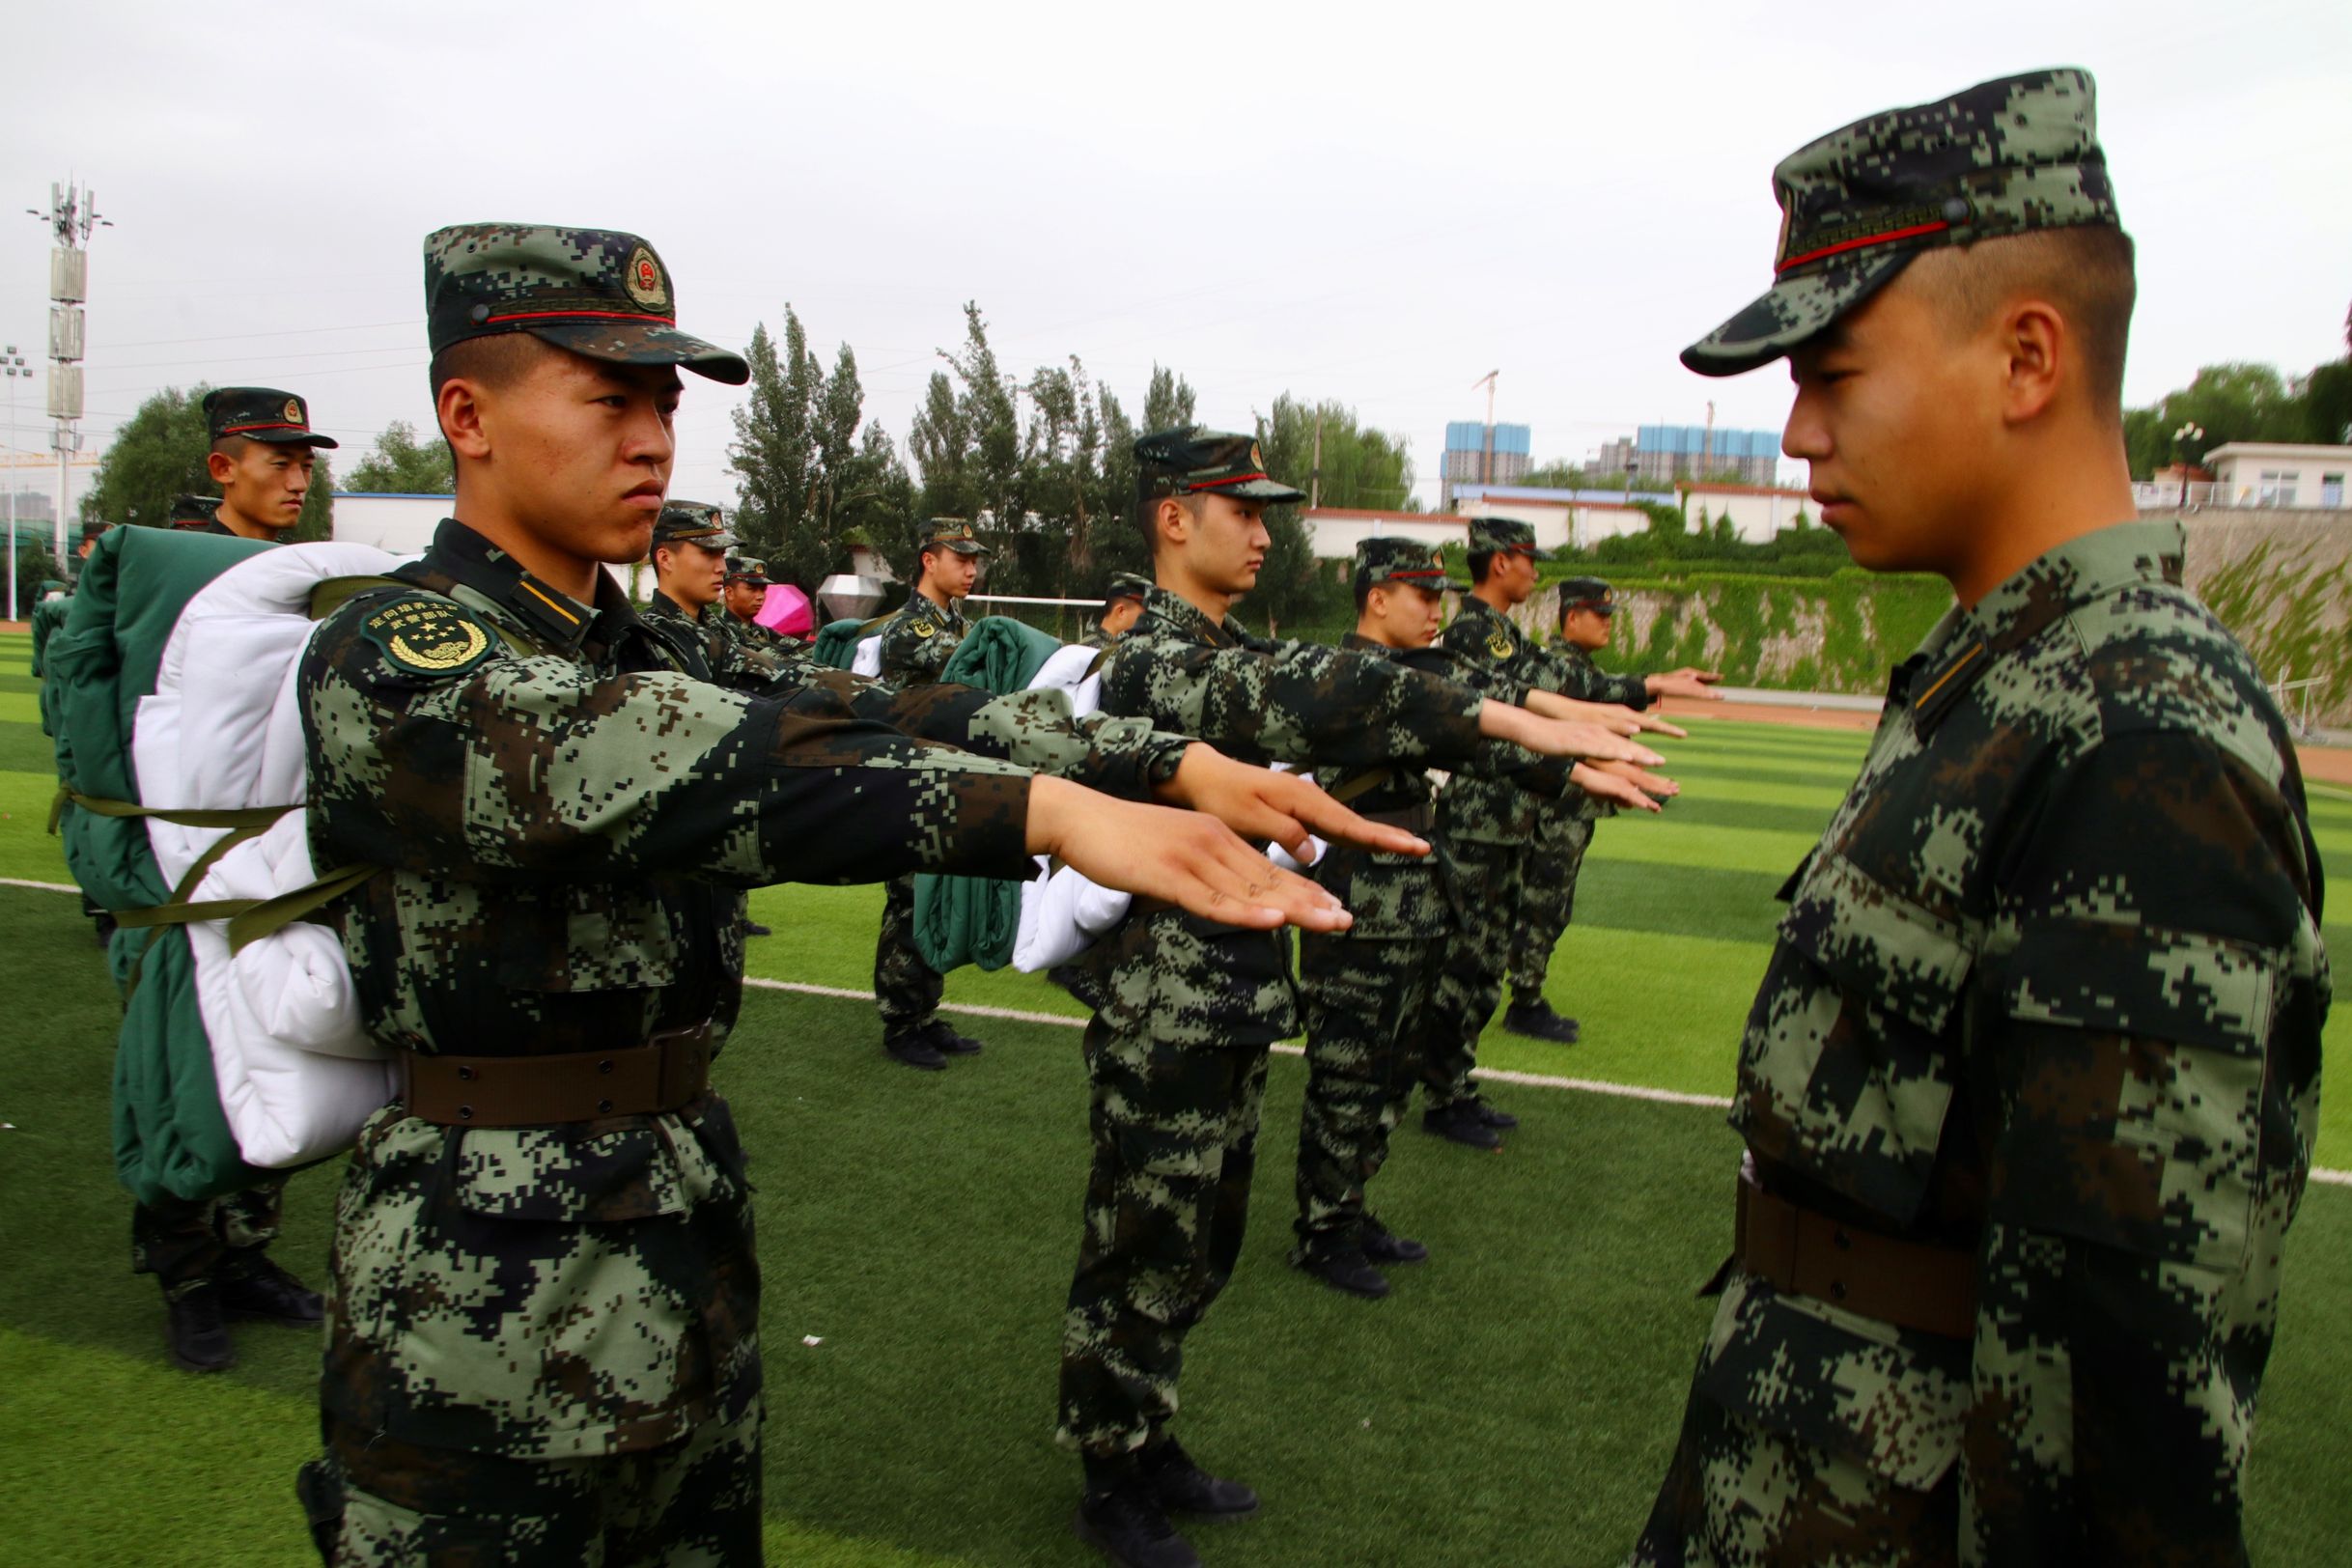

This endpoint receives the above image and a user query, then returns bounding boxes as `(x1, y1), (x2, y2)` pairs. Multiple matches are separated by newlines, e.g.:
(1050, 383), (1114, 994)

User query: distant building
(1678, 482), (1815, 544)
(1302, 507), (1470, 561)
(2200, 442), (2352, 510)
(1440, 421), (1530, 509)
(1449, 487), (1658, 552)
(1591, 425), (1780, 487)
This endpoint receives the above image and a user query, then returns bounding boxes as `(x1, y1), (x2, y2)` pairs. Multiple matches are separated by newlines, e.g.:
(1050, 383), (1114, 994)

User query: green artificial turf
(0, 884), (2348, 1566)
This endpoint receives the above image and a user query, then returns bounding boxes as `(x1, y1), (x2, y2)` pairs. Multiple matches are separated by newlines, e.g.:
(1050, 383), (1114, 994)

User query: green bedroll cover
(47, 524), (275, 1206)
(811, 616), (867, 671)
(912, 616), (1066, 973)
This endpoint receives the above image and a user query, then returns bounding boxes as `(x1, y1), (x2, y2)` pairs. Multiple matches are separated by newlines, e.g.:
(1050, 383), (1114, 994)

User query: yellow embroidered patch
(361, 599), (498, 678)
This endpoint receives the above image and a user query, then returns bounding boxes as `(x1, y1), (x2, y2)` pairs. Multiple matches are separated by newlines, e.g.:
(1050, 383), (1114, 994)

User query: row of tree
(2121, 305), (2352, 476)
(726, 302), (1414, 630)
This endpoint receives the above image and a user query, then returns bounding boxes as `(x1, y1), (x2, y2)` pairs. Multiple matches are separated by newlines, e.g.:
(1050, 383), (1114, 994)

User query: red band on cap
(1185, 472), (1271, 490)
(1777, 219), (1950, 274)
(1383, 568), (1448, 579)
(483, 310), (679, 326)
(219, 422), (307, 434)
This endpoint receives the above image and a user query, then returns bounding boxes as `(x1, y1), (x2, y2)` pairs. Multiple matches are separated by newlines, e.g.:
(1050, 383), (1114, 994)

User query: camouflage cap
(724, 555), (772, 586)
(1684, 68), (2120, 377)
(168, 493), (223, 528)
(202, 386), (339, 449)
(1468, 517), (1550, 561)
(1101, 571), (1153, 604)
(1557, 574), (1617, 615)
(1355, 536), (1463, 598)
(651, 501), (736, 551)
(1134, 426), (1305, 507)
(423, 224), (749, 385)
(918, 518), (992, 557)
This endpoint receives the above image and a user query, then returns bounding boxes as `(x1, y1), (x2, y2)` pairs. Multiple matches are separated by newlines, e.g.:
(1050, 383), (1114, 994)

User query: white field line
(5, 898), (2340, 1185)
(0, 878), (79, 894)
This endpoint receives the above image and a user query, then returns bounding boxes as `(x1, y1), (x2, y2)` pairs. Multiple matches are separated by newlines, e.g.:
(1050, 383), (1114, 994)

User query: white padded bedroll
(1010, 642), (1128, 972)
(132, 543), (406, 1168)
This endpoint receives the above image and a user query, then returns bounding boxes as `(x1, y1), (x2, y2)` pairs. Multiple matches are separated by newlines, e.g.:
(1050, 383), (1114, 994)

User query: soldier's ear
(1157, 495), (1191, 547)
(205, 449), (238, 486)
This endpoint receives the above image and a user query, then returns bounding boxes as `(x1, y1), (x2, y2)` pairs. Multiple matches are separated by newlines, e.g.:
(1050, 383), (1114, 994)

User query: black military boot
(1295, 1245), (1391, 1300)
(1469, 1094), (1519, 1130)
(1421, 1100), (1502, 1150)
(1073, 1479), (1201, 1568)
(1502, 997), (1580, 1043)
(165, 1284), (236, 1373)
(1141, 1436), (1259, 1518)
(925, 1019), (984, 1057)
(742, 919), (773, 938)
(882, 1028), (947, 1071)
(218, 1255), (325, 1325)
(1359, 1216), (1429, 1265)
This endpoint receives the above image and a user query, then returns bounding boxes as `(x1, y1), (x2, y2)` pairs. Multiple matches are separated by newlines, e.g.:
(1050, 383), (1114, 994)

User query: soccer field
(3, 627), (2348, 1565)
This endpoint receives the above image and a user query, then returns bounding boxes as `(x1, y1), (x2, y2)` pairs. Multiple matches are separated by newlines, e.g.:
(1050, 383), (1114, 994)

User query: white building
(1301, 507), (1470, 560)
(2200, 443), (2352, 510)
(1448, 490), (1653, 551)
(1677, 483), (1817, 543)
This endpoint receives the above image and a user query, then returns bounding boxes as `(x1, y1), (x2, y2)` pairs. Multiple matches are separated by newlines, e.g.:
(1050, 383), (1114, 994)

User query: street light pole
(2173, 421), (2205, 510)
(5, 349), (23, 622)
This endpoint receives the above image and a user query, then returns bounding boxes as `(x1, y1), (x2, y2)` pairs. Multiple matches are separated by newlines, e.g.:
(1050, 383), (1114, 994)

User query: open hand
(1570, 761), (1670, 813)
(1159, 745), (1429, 866)
(1647, 667), (1723, 700)
(1026, 776), (1356, 932)
(1481, 701), (1665, 768)
(1522, 689), (1687, 739)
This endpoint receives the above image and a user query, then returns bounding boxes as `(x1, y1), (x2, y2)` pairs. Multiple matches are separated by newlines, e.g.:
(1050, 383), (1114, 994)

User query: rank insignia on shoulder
(360, 598), (500, 679)
(910, 620), (936, 638)
(1487, 630), (1514, 659)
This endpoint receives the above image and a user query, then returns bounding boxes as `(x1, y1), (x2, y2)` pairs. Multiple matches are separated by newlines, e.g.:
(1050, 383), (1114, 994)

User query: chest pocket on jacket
(497, 882), (681, 993)
(1739, 850), (1976, 1224)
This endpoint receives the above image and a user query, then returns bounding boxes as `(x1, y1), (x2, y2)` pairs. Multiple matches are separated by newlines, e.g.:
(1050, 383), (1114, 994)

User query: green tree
(344, 419), (453, 494)
(2122, 361), (2308, 476)
(1142, 364), (1195, 433)
(79, 386), (211, 529)
(727, 314), (821, 573)
(905, 304), (1034, 590)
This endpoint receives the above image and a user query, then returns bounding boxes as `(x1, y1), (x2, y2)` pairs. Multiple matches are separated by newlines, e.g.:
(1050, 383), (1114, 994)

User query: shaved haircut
(1907, 227), (2137, 418)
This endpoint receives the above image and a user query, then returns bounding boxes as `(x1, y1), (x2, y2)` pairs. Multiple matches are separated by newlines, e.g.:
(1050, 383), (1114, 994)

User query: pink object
(757, 583), (814, 636)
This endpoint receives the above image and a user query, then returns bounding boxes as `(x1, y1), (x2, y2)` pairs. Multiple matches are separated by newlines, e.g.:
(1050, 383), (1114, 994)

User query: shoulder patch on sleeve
(910, 618), (937, 639)
(358, 597), (501, 679)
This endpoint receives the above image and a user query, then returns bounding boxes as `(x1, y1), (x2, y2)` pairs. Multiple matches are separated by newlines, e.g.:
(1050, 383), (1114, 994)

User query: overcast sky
(5, 0), (2347, 515)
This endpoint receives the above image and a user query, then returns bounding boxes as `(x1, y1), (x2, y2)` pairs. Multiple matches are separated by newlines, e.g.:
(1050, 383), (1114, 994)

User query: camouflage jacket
(299, 518), (1052, 1459)
(876, 591), (966, 687)
(1544, 640), (1649, 710)
(1711, 520), (2329, 1559)
(1078, 586), (1486, 1045)
(1434, 596), (1552, 844)
(1303, 635), (1449, 941)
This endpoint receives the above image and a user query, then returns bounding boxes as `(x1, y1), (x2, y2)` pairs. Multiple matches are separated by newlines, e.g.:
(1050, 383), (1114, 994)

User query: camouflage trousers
(1416, 839), (1520, 1109)
(1057, 1024), (1269, 1459)
(1506, 813), (1594, 1004)
(299, 1398), (762, 1567)
(1293, 929), (1440, 1255)
(1630, 1376), (1958, 1566)
(872, 873), (943, 1035)
(131, 1176), (289, 1299)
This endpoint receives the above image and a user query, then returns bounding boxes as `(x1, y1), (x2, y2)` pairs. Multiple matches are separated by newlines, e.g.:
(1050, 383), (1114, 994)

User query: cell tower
(31, 179), (108, 563)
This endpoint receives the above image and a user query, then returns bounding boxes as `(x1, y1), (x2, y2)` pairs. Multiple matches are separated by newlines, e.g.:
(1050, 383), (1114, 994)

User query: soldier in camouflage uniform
(638, 501), (741, 670)
(1412, 518), (1554, 1146)
(294, 223), (1394, 1567)
(869, 518), (993, 1069)
(1502, 578), (1718, 1043)
(197, 386), (338, 541)
(1058, 428), (1661, 1568)
(1631, 70), (2329, 1565)
(132, 389), (342, 1373)
(1287, 540), (1475, 1300)
(1079, 571), (1152, 651)
(720, 555), (786, 651)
